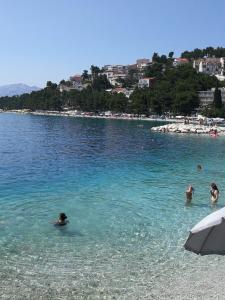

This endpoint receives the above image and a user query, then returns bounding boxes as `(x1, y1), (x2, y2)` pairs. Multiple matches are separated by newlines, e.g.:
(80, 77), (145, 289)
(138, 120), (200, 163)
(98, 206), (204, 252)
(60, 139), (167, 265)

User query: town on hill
(1, 46), (225, 118)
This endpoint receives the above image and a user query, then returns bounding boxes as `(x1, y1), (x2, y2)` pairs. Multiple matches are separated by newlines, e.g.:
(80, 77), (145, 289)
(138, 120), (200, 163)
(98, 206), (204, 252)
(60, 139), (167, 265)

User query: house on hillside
(59, 74), (89, 92)
(112, 87), (134, 98)
(106, 88), (134, 98)
(173, 58), (189, 67)
(138, 77), (155, 88)
(136, 58), (150, 70)
(193, 57), (224, 76)
(102, 65), (128, 86)
(69, 75), (84, 91)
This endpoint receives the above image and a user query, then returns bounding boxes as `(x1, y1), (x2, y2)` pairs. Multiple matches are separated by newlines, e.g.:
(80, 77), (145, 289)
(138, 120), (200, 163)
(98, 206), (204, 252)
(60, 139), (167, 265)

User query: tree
(92, 75), (111, 91)
(59, 79), (66, 85)
(172, 90), (198, 115)
(213, 84), (222, 109)
(90, 65), (101, 80)
(160, 55), (168, 64)
(129, 88), (150, 116)
(82, 70), (89, 81)
(152, 53), (169, 64)
(46, 81), (57, 89)
(59, 80), (72, 87)
(181, 47), (225, 59)
(144, 62), (164, 79)
(108, 93), (128, 113)
(152, 52), (160, 63)
(168, 51), (174, 58)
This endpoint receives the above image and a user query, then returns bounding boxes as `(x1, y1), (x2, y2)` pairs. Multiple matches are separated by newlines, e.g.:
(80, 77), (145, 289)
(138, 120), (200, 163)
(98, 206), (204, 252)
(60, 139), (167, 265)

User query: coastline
(0, 109), (194, 123)
(2, 109), (224, 135)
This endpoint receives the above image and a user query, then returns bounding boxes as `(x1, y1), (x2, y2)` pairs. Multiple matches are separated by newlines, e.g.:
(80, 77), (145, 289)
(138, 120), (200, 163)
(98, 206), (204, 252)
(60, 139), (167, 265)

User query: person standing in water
(210, 183), (219, 204)
(185, 185), (194, 204)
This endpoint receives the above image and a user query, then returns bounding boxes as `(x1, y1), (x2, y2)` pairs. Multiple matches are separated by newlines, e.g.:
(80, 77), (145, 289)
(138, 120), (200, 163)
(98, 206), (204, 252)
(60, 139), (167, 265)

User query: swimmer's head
(59, 213), (67, 221)
(211, 183), (218, 191)
(197, 164), (202, 170)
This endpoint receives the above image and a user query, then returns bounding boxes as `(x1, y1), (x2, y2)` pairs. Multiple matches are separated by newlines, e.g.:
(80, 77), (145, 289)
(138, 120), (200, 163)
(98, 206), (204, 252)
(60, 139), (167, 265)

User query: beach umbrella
(184, 207), (225, 255)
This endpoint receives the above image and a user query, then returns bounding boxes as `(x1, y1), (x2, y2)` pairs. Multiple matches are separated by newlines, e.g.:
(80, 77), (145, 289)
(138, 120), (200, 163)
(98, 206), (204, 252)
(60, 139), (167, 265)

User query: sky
(0, 0), (225, 87)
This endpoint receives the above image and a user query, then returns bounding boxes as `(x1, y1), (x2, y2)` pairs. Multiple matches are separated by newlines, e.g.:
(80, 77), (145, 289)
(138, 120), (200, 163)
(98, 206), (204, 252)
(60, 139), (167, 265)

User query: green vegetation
(203, 83), (225, 118)
(181, 47), (225, 59)
(134, 63), (218, 115)
(0, 86), (130, 113)
(65, 87), (128, 113)
(213, 84), (222, 109)
(0, 47), (224, 116)
(92, 75), (112, 91)
(0, 86), (63, 111)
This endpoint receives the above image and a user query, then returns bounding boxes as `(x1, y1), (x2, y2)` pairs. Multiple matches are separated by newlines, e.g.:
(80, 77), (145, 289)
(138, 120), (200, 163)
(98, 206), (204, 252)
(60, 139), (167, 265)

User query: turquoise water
(1, 113), (225, 299)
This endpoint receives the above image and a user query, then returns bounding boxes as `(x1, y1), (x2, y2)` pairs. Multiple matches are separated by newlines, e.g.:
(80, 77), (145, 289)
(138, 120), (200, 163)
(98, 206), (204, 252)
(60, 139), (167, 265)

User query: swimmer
(197, 164), (202, 171)
(210, 129), (218, 137)
(186, 185), (194, 203)
(54, 213), (69, 226)
(210, 183), (219, 204)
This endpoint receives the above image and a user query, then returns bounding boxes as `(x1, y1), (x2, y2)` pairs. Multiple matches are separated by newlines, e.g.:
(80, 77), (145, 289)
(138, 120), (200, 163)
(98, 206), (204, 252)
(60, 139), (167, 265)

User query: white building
(59, 74), (89, 92)
(173, 58), (189, 67)
(193, 58), (225, 76)
(102, 65), (127, 86)
(112, 87), (134, 98)
(69, 75), (85, 91)
(136, 58), (150, 69)
(138, 77), (155, 88)
(103, 64), (129, 75)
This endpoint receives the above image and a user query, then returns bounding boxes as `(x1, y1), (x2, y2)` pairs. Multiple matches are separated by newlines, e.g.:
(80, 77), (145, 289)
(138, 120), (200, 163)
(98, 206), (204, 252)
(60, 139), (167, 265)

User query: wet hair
(211, 183), (219, 192)
(59, 213), (67, 221)
(197, 164), (202, 170)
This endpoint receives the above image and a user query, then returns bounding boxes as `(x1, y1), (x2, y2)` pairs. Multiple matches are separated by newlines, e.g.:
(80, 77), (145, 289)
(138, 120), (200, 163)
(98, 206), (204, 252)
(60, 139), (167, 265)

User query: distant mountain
(0, 84), (41, 97)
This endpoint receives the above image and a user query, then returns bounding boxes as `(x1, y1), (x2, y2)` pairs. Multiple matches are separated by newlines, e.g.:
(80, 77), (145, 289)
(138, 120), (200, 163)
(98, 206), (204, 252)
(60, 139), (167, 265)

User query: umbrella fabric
(184, 207), (225, 255)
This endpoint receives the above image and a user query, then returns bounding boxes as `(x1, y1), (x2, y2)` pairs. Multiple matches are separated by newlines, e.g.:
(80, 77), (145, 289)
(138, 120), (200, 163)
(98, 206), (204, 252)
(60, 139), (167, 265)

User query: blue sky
(0, 0), (225, 87)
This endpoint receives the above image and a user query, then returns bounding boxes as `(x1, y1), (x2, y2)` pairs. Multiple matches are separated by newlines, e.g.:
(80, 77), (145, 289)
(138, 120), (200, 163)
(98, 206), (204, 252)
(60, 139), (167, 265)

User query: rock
(151, 123), (225, 135)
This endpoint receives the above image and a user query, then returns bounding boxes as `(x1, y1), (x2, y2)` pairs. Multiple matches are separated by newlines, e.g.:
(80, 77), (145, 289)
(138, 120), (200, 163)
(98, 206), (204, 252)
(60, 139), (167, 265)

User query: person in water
(197, 164), (202, 171)
(186, 185), (194, 203)
(54, 213), (69, 226)
(210, 129), (218, 137)
(210, 183), (219, 204)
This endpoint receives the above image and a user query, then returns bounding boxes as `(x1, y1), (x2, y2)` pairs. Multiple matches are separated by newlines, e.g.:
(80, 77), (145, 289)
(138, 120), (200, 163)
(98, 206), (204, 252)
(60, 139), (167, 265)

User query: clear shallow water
(1, 113), (225, 299)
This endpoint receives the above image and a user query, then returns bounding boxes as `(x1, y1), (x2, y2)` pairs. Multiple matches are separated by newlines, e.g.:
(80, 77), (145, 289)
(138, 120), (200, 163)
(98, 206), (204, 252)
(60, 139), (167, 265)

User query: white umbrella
(184, 207), (225, 255)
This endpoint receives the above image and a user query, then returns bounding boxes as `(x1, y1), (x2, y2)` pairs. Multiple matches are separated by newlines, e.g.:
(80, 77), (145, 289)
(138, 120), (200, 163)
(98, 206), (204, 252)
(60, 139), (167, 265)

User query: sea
(1, 113), (225, 299)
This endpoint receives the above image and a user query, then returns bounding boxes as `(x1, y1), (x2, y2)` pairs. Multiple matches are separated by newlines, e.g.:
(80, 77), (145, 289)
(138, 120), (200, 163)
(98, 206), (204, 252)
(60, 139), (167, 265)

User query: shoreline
(0, 109), (198, 123)
(2, 110), (225, 135)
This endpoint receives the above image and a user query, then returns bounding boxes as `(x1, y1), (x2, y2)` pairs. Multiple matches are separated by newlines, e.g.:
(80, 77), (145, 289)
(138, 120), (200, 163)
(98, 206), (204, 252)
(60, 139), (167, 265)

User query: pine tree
(213, 83), (222, 109)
